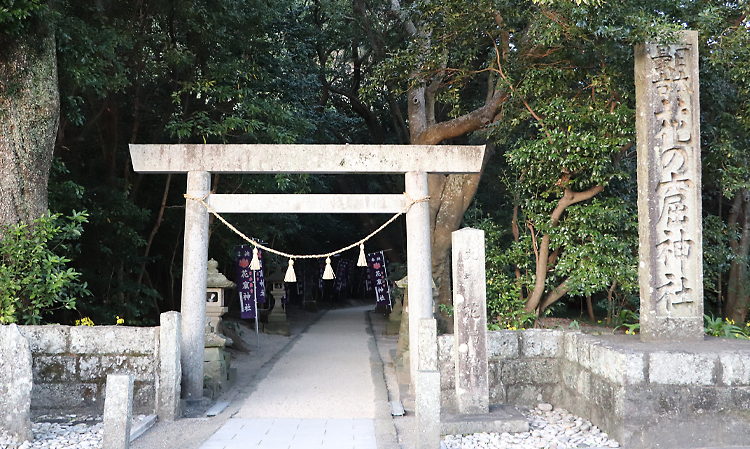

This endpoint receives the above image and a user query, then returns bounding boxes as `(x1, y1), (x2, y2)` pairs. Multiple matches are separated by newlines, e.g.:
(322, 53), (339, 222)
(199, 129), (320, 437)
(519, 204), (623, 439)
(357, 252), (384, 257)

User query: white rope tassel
(357, 244), (367, 267)
(284, 258), (297, 283)
(250, 247), (261, 271)
(322, 257), (336, 280)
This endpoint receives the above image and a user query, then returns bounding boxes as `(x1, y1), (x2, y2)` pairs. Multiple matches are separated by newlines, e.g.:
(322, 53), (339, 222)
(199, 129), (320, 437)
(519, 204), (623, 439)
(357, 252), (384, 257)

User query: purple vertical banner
(318, 259), (325, 291)
(368, 251), (391, 308)
(347, 262), (355, 292)
(365, 261), (374, 293)
(235, 244), (266, 319)
(334, 259), (351, 292)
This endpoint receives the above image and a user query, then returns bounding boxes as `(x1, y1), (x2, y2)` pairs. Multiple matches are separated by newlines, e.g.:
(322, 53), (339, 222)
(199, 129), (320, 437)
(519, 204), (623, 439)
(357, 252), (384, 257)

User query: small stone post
(452, 228), (489, 414)
(157, 312), (182, 421)
(415, 319), (440, 449)
(0, 324), (33, 443)
(103, 374), (134, 449)
(635, 30), (703, 342)
(181, 171), (211, 399)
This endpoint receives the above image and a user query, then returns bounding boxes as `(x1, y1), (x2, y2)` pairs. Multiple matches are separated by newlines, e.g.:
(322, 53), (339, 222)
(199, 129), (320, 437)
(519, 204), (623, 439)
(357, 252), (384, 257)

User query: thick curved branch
(539, 280), (570, 311)
(524, 184), (604, 312)
(327, 85), (385, 143)
(412, 90), (508, 145)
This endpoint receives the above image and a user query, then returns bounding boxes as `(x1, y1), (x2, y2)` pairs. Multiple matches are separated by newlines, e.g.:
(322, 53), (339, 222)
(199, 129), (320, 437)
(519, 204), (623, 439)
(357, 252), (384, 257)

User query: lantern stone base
(203, 346), (234, 399)
(264, 304), (290, 336)
(263, 321), (291, 337)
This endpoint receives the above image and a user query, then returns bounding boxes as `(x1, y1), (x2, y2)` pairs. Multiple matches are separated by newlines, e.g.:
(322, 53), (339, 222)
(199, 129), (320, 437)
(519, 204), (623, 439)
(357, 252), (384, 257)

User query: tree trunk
(726, 189), (750, 323)
(408, 81), (504, 332)
(429, 171), (485, 332)
(0, 24), (60, 228)
(585, 295), (595, 321)
(392, 0), (506, 332)
(724, 192), (743, 317)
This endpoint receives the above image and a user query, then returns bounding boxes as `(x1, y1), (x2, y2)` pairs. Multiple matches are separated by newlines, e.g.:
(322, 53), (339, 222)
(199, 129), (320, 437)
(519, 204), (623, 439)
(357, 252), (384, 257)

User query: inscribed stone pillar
(0, 324), (32, 443)
(635, 30), (703, 342)
(157, 311), (182, 421)
(182, 171), (211, 399)
(406, 171), (433, 387)
(452, 228), (489, 414)
(103, 374), (134, 449)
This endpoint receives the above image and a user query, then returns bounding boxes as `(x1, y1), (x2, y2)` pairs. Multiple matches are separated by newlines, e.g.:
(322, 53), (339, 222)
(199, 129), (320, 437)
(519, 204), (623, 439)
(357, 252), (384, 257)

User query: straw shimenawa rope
(184, 192), (429, 263)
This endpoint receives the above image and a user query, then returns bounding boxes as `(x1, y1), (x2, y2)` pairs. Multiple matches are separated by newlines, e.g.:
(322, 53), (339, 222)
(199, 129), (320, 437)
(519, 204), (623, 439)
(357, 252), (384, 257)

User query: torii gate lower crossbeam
(130, 144), (485, 446)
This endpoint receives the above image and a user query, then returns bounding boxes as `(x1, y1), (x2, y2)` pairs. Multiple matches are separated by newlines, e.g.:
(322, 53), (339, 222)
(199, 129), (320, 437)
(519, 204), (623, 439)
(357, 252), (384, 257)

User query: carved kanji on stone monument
(636, 31), (703, 341)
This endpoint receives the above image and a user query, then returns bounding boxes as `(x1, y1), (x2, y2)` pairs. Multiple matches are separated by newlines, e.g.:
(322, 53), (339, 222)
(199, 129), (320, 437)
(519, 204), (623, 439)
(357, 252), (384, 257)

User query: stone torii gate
(129, 144), (485, 407)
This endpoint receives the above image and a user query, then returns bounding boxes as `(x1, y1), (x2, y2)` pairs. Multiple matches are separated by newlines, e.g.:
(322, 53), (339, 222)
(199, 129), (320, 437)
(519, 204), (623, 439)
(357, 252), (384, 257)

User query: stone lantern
(206, 259), (235, 332)
(203, 259), (236, 397)
(264, 270), (290, 336)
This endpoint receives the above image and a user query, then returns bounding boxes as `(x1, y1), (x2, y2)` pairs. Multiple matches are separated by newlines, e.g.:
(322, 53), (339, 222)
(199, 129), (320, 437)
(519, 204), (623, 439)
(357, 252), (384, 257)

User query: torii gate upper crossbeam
(129, 144), (485, 174)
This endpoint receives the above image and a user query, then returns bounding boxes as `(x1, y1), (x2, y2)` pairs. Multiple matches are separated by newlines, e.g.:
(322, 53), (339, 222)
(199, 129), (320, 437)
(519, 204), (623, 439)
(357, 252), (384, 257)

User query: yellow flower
(75, 317), (94, 327)
(116, 316), (125, 325)
(597, 320), (601, 324)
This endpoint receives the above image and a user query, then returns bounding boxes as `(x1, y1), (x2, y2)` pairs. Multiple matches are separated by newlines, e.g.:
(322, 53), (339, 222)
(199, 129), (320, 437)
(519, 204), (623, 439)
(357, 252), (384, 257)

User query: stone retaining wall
(438, 329), (750, 448)
(439, 330), (564, 412)
(19, 325), (159, 414)
(9, 312), (182, 419)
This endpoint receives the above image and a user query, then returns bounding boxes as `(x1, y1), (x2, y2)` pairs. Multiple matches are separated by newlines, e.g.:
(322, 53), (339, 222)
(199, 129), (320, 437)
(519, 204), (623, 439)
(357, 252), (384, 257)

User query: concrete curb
(366, 311), (400, 449)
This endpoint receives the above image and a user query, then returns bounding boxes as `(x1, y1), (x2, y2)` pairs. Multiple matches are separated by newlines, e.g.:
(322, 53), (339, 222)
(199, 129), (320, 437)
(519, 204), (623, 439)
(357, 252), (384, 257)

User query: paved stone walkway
(200, 418), (376, 449)
(200, 305), (380, 449)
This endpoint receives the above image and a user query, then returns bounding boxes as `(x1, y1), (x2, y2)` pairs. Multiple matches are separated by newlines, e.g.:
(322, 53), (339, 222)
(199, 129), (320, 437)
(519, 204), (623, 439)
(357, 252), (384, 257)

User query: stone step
(441, 404), (529, 435)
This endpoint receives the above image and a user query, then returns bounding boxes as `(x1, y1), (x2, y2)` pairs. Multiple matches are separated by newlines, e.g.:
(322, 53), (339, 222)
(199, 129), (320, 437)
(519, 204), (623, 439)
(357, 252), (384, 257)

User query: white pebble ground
(442, 404), (620, 449)
(1, 405), (617, 449)
(0, 415), (153, 449)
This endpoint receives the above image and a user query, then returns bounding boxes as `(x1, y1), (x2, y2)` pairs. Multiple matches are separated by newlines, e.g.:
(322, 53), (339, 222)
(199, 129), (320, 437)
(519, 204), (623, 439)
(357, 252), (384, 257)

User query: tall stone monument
(635, 30), (703, 341)
(452, 228), (489, 413)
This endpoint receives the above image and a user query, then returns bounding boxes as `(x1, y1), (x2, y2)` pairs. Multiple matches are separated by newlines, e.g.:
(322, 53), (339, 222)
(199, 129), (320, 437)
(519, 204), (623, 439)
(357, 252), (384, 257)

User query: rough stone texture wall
(438, 329), (750, 448)
(438, 329), (562, 413)
(19, 325), (159, 414)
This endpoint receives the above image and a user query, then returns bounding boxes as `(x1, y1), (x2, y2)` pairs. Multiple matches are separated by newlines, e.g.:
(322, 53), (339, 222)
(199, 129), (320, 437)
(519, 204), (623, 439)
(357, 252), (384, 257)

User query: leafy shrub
(0, 211), (90, 324)
(476, 218), (536, 330)
(613, 309), (640, 335)
(704, 314), (750, 339)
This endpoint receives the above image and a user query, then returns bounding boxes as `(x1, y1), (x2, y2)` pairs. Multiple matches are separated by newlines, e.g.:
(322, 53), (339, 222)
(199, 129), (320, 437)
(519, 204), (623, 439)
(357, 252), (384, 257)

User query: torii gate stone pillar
(129, 144), (485, 422)
(182, 171), (210, 399)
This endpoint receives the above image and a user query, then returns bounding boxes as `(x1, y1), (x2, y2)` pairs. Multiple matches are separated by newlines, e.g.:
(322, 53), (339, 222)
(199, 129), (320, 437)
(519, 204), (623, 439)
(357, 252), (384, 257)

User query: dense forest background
(1, 0), (749, 330)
